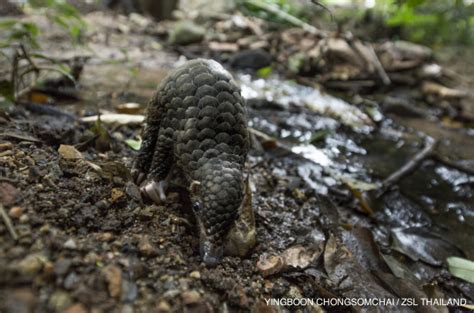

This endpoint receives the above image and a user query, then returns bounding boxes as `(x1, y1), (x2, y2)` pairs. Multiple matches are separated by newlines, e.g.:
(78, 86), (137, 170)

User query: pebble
(125, 182), (141, 201)
(17, 253), (46, 276)
(48, 290), (72, 312)
(97, 232), (114, 242)
(102, 265), (122, 299)
(54, 258), (72, 276)
(168, 20), (205, 45)
(189, 270), (201, 279)
(0, 182), (19, 206)
(121, 304), (134, 313)
(121, 279), (138, 302)
(138, 207), (155, 220)
(156, 300), (171, 313)
(8, 206), (23, 219)
(19, 214), (29, 224)
(138, 235), (157, 256)
(181, 290), (201, 305)
(63, 303), (88, 313)
(64, 239), (77, 250)
(64, 272), (79, 289)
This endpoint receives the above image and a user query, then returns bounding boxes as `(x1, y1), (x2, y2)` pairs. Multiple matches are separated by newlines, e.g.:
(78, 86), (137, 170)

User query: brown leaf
(256, 255), (284, 277)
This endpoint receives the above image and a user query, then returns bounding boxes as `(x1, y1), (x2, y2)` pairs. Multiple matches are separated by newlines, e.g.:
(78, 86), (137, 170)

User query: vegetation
(378, 0), (473, 46)
(0, 0), (86, 106)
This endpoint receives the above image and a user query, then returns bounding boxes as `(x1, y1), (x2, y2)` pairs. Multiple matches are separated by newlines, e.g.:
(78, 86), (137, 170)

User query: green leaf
(257, 66), (272, 78)
(125, 138), (142, 151)
(309, 129), (330, 144)
(447, 256), (474, 283)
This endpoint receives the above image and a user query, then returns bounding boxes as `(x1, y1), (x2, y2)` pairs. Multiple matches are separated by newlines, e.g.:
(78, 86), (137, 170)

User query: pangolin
(132, 59), (249, 266)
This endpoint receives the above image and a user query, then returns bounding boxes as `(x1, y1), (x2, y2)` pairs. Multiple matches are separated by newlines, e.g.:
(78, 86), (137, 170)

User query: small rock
(121, 279), (138, 302)
(19, 214), (29, 224)
(256, 255), (284, 277)
(9, 206), (23, 219)
(54, 258), (72, 276)
(43, 261), (54, 277)
(64, 239), (77, 250)
(0, 182), (19, 206)
(3, 288), (37, 313)
(181, 290), (201, 305)
(97, 232), (114, 242)
(156, 300), (171, 313)
(189, 270), (201, 279)
(138, 207), (155, 220)
(229, 49), (272, 70)
(168, 21), (205, 45)
(102, 265), (122, 299)
(48, 290), (72, 312)
(138, 235), (157, 256)
(58, 144), (83, 160)
(125, 182), (141, 202)
(63, 303), (88, 313)
(120, 304), (133, 313)
(17, 254), (46, 276)
(64, 272), (79, 290)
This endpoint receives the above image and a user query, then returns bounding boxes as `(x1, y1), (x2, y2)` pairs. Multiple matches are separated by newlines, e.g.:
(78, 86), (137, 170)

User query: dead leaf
(256, 255), (284, 277)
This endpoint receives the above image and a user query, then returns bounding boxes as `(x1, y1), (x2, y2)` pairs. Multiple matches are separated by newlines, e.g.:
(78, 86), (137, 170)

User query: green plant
(238, 0), (311, 25)
(381, 0), (473, 45)
(0, 0), (85, 107)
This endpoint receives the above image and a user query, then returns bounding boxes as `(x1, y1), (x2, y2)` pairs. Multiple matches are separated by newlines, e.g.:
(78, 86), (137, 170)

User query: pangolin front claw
(141, 180), (167, 204)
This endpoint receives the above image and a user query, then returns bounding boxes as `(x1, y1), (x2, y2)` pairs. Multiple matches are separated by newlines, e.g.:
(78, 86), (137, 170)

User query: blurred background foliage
(238, 0), (473, 46)
(0, 0), (86, 48)
(364, 0), (473, 46)
(0, 0), (472, 48)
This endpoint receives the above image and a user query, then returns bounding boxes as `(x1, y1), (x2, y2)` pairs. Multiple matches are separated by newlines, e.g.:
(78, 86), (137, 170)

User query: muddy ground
(0, 10), (473, 313)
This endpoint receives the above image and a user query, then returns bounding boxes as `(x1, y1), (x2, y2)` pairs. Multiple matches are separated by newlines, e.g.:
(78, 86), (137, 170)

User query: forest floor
(0, 8), (473, 313)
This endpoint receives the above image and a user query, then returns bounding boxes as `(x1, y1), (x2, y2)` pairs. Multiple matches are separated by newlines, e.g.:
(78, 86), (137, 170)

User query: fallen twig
(377, 138), (474, 197)
(379, 138), (437, 196)
(0, 203), (18, 240)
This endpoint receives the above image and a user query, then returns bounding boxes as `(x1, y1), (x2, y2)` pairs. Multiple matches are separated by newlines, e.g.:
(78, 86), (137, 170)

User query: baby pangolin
(132, 59), (249, 266)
